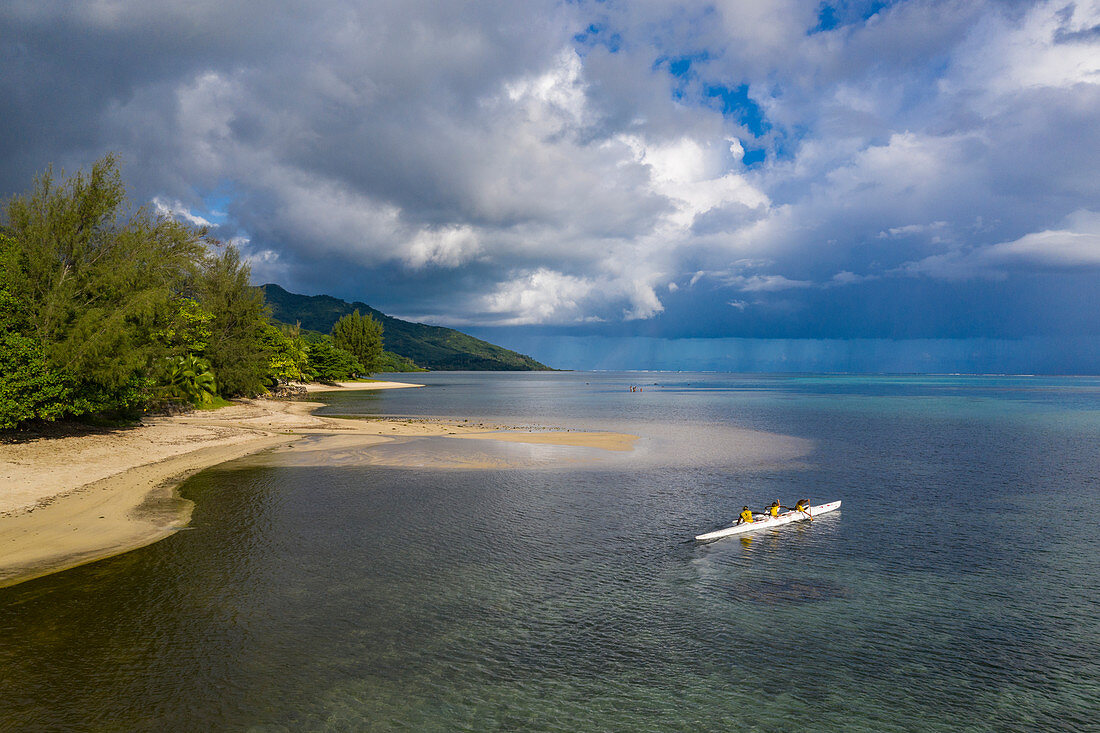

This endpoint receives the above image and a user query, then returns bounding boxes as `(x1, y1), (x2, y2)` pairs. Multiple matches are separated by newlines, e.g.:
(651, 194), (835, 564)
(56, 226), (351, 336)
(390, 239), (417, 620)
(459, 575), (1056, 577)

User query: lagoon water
(2, 373), (1099, 731)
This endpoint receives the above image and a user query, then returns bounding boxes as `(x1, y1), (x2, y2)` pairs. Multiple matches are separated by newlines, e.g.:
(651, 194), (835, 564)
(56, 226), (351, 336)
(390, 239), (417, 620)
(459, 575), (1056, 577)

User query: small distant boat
(694, 500), (841, 542)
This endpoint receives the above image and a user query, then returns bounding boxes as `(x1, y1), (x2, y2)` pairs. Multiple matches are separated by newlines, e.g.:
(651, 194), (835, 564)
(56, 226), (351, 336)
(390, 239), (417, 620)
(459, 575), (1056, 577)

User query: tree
(307, 339), (364, 382)
(197, 245), (272, 396)
(261, 323), (312, 383)
(1, 156), (207, 422)
(331, 309), (384, 374)
(153, 297), (213, 357)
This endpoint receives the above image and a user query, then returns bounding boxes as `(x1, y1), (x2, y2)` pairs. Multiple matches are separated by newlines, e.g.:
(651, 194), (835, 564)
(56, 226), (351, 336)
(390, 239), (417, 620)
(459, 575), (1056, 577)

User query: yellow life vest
(739, 509), (754, 523)
(768, 504), (780, 517)
(795, 502), (809, 512)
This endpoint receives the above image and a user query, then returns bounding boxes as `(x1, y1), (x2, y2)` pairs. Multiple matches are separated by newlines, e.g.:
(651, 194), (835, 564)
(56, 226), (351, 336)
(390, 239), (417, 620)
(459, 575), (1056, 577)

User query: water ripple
(3, 373), (1099, 730)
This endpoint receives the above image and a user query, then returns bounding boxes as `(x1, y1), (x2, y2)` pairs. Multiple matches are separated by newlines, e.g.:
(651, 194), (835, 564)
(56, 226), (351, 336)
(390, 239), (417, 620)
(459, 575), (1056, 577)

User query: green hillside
(261, 284), (551, 371)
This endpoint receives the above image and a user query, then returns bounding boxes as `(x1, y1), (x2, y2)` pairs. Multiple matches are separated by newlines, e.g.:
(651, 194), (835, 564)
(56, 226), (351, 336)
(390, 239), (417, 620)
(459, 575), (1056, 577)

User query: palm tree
(167, 355), (217, 405)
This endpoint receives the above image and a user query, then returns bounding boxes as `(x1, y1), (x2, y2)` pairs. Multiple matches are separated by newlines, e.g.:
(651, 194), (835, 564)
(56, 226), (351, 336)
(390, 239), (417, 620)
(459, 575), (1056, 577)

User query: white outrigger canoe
(694, 500), (841, 542)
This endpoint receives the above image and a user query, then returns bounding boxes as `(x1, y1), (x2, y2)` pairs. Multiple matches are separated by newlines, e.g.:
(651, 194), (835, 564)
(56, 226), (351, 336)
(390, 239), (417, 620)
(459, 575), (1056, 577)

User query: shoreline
(300, 379), (426, 393)
(0, 433), (296, 589)
(0, 380), (637, 589)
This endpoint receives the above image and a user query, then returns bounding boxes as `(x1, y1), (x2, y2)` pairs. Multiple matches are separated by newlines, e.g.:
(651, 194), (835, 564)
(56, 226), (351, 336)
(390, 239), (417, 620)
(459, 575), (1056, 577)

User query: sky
(2, 0), (1100, 372)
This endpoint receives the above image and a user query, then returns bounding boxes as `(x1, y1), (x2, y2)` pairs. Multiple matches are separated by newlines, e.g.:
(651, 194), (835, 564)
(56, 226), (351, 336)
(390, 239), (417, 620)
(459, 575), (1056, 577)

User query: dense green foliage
(376, 350), (426, 372)
(331, 310), (384, 374)
(165, 355), (217, 406)
(0, 288), (70, 428)
(262, 284), (550, 371)
(0, 157), (315, 429)
(197, 246), (272, 396)
(0, 158), (216, 426)
(306, 340), (364, 382)
(262, 323), (312, 383)
(278, 321), (422, 373)
(278, 322), (423, 372)
(1, 158), (207, 412)
(154, 297), (212, 357)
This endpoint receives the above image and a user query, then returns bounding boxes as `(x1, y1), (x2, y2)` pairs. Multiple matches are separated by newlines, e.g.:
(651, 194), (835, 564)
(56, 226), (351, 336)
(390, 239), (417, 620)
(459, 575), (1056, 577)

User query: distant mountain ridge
(261, 284), (551, 371)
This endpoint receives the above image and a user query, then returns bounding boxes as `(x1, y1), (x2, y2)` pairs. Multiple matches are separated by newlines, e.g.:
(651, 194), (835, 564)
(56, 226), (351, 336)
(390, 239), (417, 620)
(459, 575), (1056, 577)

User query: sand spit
(0, 433), (295, 589)
(455, 430), (638, 452)
(0, 380), (637, 588)
(302, 380), (425, 392)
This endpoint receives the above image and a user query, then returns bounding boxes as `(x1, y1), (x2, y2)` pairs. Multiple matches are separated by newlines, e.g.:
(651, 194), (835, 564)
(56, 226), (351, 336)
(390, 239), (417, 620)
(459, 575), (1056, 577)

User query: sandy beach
(300, 379), (428, 393)
(0, 380), (637, 588)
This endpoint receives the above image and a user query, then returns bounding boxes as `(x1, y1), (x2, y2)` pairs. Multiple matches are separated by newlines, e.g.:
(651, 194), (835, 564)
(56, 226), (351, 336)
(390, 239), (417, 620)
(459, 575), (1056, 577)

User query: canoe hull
(694, 500), (841, 542)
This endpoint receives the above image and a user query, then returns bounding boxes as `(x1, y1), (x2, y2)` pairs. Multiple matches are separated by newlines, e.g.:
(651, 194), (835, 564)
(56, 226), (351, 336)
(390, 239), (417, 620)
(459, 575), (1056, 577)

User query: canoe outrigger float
(695, 500), (841, 542)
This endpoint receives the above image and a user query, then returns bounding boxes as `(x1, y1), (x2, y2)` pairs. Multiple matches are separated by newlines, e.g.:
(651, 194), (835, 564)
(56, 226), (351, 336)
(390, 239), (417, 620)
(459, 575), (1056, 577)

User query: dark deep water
(2, 373), (1099, 731)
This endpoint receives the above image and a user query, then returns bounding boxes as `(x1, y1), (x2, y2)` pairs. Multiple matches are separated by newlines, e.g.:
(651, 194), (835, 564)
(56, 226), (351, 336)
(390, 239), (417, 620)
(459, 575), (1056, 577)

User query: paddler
(735, 506), (755, 525)
(794, 498), (813, 521)
(766, 500), (784, 518)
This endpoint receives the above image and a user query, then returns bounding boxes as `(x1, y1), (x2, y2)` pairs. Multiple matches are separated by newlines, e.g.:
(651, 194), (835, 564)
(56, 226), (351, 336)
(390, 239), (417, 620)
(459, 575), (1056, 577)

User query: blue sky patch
(705, 84), (769, 137)
(197, 182), (239, 226)
(742, 147), (767, 166)
(809, 1), (894, 35)
(654, 52), (711, 78)
(573, 22), (622, 54)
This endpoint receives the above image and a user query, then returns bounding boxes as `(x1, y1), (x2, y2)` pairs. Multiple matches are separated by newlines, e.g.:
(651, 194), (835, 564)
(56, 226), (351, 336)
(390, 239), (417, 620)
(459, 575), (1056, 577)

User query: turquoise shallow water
(2, 373), (1099, 731)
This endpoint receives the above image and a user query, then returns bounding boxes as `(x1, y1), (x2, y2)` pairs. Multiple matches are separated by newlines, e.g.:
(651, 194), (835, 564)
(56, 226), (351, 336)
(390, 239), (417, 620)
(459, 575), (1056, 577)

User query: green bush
(165, 355), (217, 406)
(307, 339), (364, 382)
